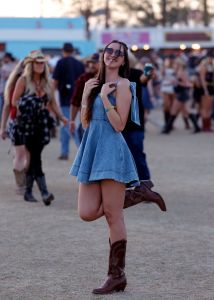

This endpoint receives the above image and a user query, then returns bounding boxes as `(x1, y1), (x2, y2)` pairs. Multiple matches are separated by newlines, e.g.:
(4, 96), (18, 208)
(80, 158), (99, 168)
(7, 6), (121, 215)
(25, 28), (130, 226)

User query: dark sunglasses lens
(115, 50), (124, 57)
(105, 47), (124, 57)
(105, 47), (113, 54)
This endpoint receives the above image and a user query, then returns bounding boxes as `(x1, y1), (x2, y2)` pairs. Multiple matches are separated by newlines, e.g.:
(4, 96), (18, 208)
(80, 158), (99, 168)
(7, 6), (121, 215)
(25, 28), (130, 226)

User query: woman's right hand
(100, 82), (117, 99)
(0, 128), (8, 140)
(82, 78), (99, 99)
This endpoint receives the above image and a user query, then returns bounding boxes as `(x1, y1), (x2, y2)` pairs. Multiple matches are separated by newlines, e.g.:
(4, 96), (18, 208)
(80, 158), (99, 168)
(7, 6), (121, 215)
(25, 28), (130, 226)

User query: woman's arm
(199, 63), (208, 95)
(101, 79), (132, 132)
(11, 76), (26, 107)
(0, 101), (10, 139)
(48, 92), (68, 126)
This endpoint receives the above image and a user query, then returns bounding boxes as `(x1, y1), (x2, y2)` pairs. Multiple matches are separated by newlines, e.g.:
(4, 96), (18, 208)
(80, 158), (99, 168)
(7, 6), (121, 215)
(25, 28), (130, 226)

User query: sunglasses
(105, 47), (125, 57)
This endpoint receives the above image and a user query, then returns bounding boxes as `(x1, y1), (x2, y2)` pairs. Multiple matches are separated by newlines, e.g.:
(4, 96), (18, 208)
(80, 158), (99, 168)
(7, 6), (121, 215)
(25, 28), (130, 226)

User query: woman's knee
(78, 208), (99, 222)
(14, 146), (27, 161)
(104, 208), (123, 226)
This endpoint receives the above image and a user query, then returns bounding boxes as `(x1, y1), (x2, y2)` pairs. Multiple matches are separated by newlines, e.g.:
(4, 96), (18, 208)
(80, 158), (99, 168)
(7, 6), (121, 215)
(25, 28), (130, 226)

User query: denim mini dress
(70, 83), (139, 184)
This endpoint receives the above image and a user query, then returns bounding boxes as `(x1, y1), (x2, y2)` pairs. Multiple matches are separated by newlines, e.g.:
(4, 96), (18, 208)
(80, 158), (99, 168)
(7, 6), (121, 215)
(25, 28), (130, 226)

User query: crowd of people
(0, 41), (213, 294)
(1, 45), (213, 195)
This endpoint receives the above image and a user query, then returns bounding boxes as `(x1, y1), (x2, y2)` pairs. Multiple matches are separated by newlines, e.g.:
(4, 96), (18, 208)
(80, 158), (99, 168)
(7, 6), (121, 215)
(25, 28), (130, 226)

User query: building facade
(0, 17), (96, 59)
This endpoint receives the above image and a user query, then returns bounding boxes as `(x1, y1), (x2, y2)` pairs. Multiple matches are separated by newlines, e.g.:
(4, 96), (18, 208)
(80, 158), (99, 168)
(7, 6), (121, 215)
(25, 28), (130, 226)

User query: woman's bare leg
(201, 95), (214, 119)
(13, 145), (29, 171)
(171, 99), (182, 116)
(101, 179), (126, 243)
(78, 182), (104, 221)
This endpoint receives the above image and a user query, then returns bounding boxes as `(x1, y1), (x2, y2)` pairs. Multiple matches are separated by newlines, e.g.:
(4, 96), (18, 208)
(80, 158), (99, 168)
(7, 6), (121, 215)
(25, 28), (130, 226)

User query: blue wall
(0, 17), (85, 29)
(6, 40), (96, 59)
(0, 17), (96, 58)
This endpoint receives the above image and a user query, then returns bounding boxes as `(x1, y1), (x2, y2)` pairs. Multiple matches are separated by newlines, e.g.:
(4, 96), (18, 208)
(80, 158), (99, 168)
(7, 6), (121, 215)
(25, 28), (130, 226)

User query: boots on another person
(161, 115), (176, 134)
(35, 175), (54, 206)
(124, 181), (167, 211)
(92, 240), (127, 295)
(24, 174), (37, 202)
(202, 118), (214, 132)
(188, 113), (201, 133)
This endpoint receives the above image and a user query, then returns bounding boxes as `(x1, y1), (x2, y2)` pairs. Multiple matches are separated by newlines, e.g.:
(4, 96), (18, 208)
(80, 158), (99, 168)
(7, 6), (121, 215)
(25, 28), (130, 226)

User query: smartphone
(144, 63), (154, 77)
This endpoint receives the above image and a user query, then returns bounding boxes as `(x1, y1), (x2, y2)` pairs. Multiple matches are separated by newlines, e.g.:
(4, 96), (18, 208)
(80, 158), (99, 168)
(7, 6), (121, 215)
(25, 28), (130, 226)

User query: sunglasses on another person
(104, 47), (125, 57)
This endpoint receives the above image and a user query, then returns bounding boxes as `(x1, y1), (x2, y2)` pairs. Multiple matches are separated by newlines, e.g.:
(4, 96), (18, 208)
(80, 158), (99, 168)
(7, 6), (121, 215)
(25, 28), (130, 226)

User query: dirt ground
(0, 111), (214, 300)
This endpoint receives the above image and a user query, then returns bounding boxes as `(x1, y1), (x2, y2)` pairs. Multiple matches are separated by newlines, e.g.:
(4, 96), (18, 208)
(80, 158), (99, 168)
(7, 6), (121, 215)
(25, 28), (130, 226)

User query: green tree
(115, 0), (158, 27)
(159, 0), (190, 26)
(54, 0), (95, 39)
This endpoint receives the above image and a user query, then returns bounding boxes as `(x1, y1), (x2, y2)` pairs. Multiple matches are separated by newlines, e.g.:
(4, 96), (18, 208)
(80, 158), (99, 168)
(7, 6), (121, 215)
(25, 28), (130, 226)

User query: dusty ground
(0, 111), (214, 300)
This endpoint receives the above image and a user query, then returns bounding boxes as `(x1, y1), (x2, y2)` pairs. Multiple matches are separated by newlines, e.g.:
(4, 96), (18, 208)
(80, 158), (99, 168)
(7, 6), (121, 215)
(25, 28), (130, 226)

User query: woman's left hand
(100, 82), (117, 99)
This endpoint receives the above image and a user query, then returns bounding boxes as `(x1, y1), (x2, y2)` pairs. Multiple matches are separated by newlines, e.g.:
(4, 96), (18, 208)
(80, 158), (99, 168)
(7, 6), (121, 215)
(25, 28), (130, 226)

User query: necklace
(34, 80), (43, 96)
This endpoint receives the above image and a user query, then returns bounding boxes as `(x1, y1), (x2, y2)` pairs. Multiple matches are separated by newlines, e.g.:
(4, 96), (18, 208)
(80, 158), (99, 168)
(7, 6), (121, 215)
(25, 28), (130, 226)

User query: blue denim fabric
(60, 106), (84, 154)
(0, 94), (3, 121)
(73, 123), (84, 147)
(130, 82), (140, 125)
(70, 94), (139, 184)
(60, 106), (71, 156)
(122, 130), (151, 180)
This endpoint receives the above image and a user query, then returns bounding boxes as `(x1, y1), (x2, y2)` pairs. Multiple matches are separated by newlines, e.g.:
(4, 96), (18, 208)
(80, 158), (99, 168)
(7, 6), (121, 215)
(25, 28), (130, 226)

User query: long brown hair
(85, 40), (129, 122)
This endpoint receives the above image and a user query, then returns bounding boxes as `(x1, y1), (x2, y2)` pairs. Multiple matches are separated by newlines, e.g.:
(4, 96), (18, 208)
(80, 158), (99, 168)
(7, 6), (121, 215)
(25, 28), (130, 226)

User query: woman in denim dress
(70, 40), (139, 294)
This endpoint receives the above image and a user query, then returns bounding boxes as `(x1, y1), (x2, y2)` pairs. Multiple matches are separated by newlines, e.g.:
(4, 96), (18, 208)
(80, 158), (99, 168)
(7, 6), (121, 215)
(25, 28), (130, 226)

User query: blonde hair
(4, 60), (24, 104)
(22, 61), (52, 99)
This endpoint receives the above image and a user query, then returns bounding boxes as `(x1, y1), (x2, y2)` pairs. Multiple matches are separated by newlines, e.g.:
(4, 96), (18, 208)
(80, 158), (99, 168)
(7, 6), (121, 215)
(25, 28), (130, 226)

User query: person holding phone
(123, 57), (166, 211)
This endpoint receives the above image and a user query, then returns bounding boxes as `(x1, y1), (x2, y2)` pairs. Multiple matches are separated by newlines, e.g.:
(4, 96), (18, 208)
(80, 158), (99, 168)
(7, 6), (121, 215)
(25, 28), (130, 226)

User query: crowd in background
(1, 46), (214, 139)
(0, 44), (213, 197)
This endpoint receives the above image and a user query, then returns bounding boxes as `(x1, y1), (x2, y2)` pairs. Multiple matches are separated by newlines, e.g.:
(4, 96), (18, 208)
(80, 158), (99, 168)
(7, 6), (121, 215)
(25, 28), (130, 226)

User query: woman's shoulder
(117, 78), (130, 88)
(16, 75), (26, 86)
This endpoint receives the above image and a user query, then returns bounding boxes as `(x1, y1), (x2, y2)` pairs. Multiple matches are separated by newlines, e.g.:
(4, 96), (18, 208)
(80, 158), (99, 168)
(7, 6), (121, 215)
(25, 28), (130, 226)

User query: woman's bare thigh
(78, 182), (102, 220)
(101, 180), (125, 215)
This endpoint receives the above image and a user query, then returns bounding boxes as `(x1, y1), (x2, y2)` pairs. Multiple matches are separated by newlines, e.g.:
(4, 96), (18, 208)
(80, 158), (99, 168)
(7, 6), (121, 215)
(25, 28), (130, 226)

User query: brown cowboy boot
(124, 181), (167, 211)
(92, 240), (127, 295)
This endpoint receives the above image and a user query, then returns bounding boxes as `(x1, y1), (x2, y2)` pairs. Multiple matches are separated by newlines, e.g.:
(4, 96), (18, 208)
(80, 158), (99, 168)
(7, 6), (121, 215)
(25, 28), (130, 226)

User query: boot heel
(115, 282), (126, 292)
(43, 193), (54, 206)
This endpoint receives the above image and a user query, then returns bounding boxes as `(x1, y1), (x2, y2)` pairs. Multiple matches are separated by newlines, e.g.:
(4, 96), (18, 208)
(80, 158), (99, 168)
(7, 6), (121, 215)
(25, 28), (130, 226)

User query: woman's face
(103, 42), (125, 68)
(33, 61), (45, 74)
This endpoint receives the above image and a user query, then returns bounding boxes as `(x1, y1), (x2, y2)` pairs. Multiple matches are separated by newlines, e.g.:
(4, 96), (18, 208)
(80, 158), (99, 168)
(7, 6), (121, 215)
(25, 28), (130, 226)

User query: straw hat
(24, 50), (47, 66)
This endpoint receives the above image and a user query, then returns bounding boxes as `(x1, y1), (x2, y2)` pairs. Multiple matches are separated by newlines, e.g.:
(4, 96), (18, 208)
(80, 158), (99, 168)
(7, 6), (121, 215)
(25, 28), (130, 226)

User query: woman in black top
(12, 50), (68, 205)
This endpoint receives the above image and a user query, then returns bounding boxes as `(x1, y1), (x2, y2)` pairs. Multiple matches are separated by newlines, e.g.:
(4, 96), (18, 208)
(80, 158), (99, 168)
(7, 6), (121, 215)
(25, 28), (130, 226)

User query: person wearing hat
(53, 42), (85, 160)
(0, 59), (29, 195)
(69, 53), (100, 144)
(11, 50), (68, 205)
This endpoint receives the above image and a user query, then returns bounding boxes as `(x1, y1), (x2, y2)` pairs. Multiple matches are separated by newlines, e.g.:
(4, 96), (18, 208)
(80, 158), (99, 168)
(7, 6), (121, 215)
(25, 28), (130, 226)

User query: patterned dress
(9, 93), (55, 146)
